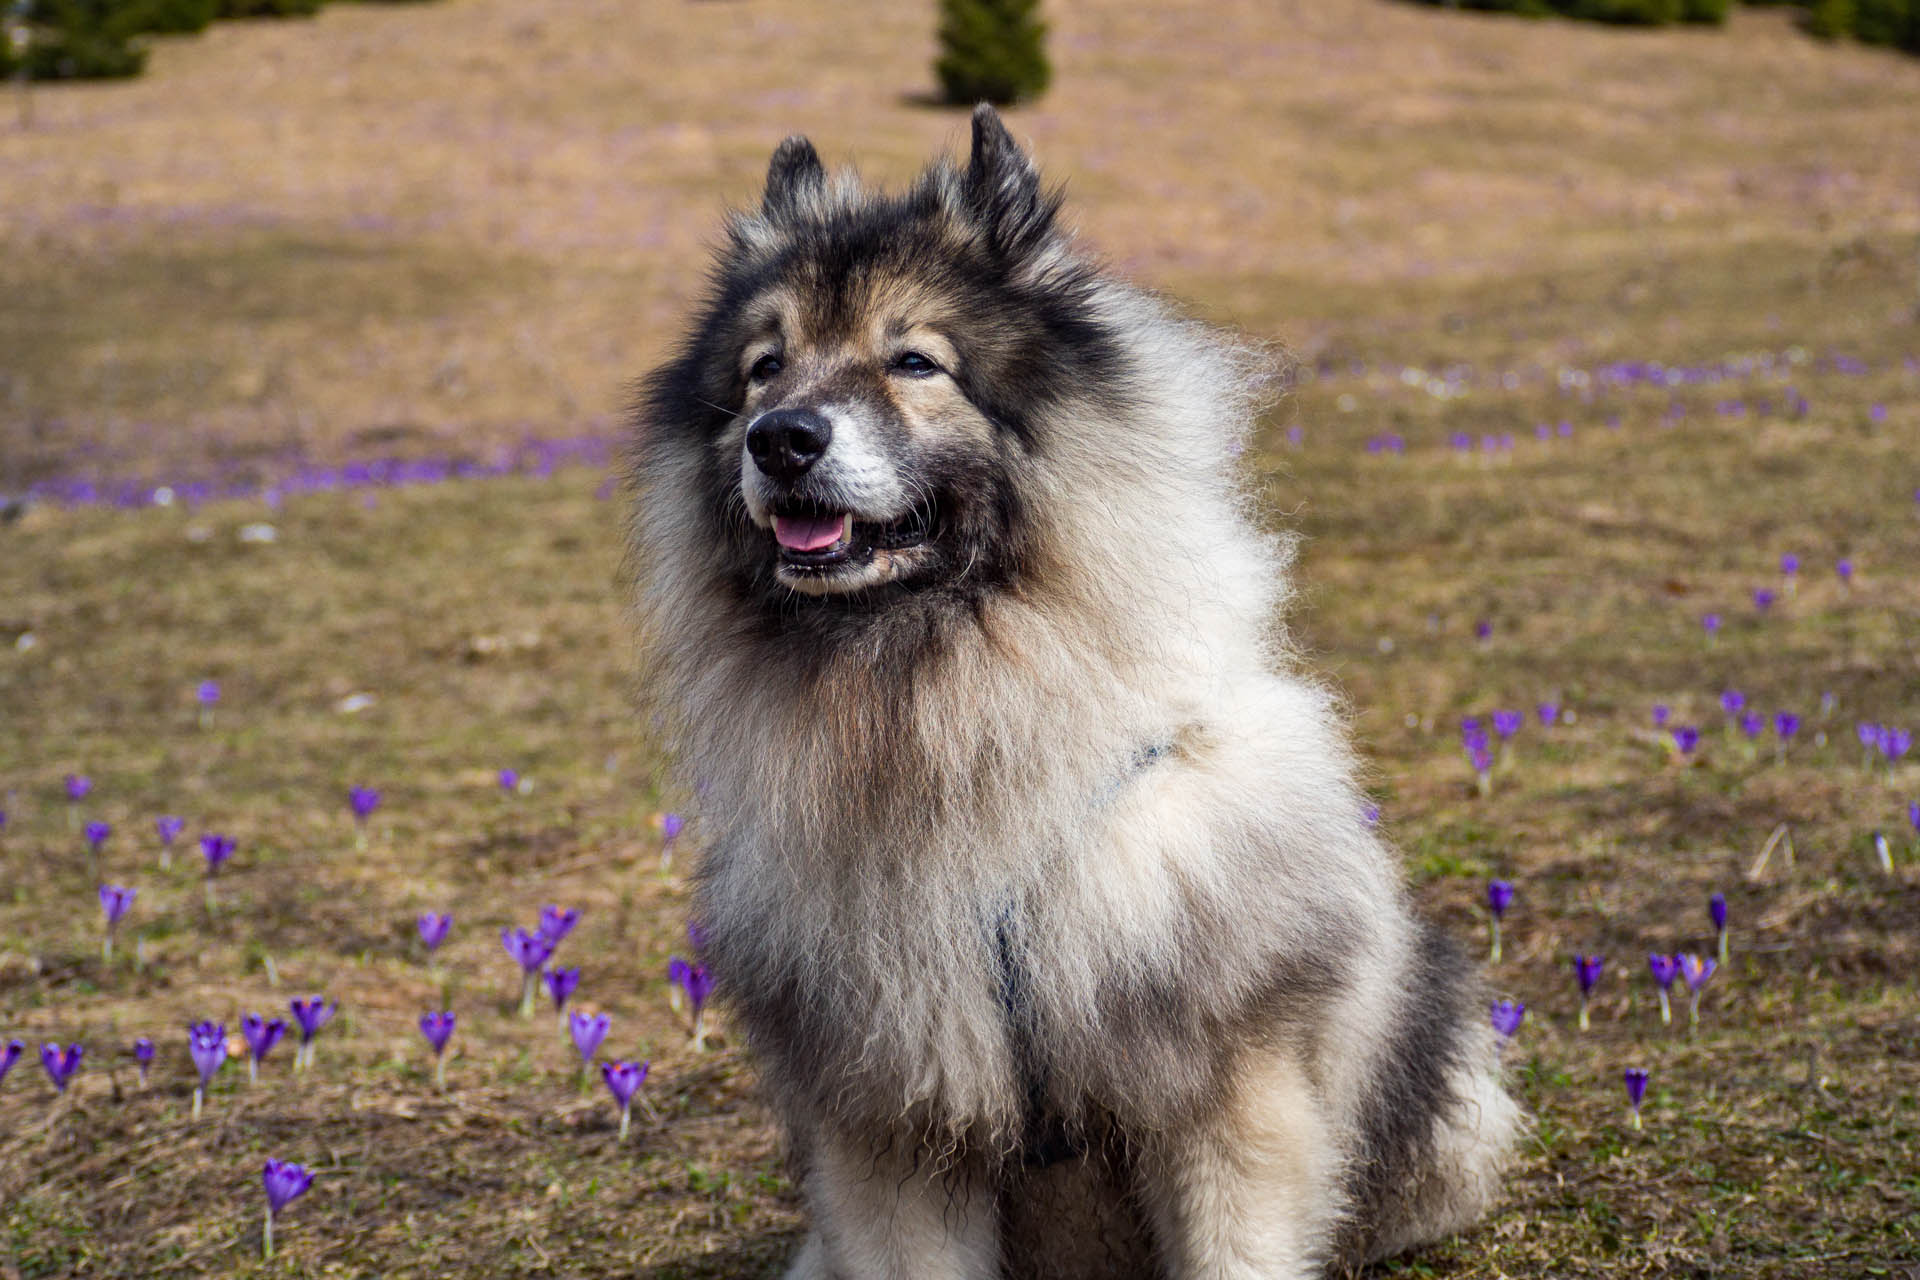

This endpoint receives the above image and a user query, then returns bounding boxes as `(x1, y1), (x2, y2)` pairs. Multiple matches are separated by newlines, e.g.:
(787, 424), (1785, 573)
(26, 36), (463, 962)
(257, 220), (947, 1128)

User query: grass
(3, 0), (1920, 1275)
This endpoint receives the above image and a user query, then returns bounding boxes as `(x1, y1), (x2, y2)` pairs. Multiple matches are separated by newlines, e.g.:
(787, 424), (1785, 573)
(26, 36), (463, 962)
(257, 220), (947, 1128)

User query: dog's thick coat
(626, 107), (1519, 1279)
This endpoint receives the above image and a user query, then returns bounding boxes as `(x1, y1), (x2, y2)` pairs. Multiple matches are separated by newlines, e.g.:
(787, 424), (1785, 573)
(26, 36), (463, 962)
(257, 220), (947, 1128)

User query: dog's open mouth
(770, 500), (934, 572)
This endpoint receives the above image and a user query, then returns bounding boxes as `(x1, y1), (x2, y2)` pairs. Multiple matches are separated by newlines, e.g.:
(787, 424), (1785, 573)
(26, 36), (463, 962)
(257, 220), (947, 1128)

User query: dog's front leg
(784, 1129), (999, 1280)
(1139, 1049), (1342, 1280)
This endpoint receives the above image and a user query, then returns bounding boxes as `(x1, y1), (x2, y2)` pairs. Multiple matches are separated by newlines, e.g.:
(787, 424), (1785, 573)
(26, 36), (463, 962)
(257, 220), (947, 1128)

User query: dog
(625, 105), (1520, 1279)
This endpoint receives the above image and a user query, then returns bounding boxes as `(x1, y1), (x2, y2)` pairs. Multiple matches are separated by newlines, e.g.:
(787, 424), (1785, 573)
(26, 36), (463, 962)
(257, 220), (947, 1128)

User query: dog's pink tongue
(774, 514), (846, 552)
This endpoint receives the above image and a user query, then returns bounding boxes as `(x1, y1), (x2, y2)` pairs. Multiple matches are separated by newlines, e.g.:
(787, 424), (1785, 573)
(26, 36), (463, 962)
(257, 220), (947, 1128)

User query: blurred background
(2, 0), (1915, 493)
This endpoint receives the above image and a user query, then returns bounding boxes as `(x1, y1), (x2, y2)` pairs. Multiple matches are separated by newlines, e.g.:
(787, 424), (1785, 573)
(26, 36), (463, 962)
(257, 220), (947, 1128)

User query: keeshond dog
(626, 106), (1520, 1279)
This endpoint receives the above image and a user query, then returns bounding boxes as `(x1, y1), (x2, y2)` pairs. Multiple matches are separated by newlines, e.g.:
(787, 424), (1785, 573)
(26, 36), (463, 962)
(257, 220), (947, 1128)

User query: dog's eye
(890, 351), (941, 378)
(748, 353), (784, 383)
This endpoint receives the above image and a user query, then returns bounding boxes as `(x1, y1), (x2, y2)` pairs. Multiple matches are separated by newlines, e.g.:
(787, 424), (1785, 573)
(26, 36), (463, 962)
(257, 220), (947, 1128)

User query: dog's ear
(964, 104), (1057, 260)
(763, 135), (826, 219)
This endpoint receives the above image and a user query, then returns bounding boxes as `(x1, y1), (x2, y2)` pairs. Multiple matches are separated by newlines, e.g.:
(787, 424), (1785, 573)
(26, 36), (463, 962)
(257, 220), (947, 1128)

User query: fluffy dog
(626, 105), (1519, 1279)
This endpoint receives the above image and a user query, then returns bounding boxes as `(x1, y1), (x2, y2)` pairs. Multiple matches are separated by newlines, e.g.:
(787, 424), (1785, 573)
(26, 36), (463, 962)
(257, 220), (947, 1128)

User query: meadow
(3, 0), (1919, 1276)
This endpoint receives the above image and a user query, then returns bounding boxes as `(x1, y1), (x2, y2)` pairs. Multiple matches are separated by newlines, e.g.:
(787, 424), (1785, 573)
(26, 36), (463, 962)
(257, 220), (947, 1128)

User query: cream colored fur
(627, 116), (1519, 1279)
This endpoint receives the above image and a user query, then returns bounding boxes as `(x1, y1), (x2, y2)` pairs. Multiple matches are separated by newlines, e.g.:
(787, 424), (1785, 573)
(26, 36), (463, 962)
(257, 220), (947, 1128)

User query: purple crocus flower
(40, 1043), (84, 1094)
(84, 821), (111, 859)
(241, 1015), (286, 1083)
(0, 1039), (21, 1086)
(419, 1011), (455, 1088)
(1753, 588), (1776, 612)
(1623, 1067), (1650, 1130)
(347, 786), (381, 823)
(1779, 553), (1798, 577)
(502, 927), (553, 1018)
(261, 1159), (315, 1258)
(155, 815), (184, 866)
(1884, 728), (1912, 764)
(1678, 953), (1716, 1029)
(1486, 879), (1513, 962)
(1737, 711), (1765, 740)
(1859, 722), (1883, 752)
(502, 927), (552, 971)
(569, 1010), (611, 1065)
(498, 768), (519, 793)
(98, 883), (136, 961)
(65, 774), (91, 803)
(1467, 743), (1494, 791)
(1492, 710), (1522, 741)
(1537, 702), (1559, 727)
(417, 911), (452, 953)
(189, 1021), (225, 1118)
(1361, 803), (1381, 826)
(667, 955), (692, 1017)
(133, 1036), (154, 1086)
(601, 1059), (650, 1140)
(537, 905), (580, 949)
(1652, 704), (1671, 728)
(1489, 1000), (1526, 1040)
(1647, 953), (1680, 1024)
(1572, 954), (1604, 1031)
(1474, 619), (1492, 642)
(1701, 613), (1721, 637)
(679, 963), (715, 1050)
(1836, 558), (1854, 583)
(1773, 712), (1799, 742)
(197, 679), (220, 706)
(1719, 689), (1745, 717)
(1710, 892), (1729, 962)
(200, 833), (235, 873)
(289, 996), (336, 1071)
(1672, 726), (1700, 756)
(347, 786), (380, 850)
(1908, 800), (1919, 837)
(546, 966), (581, 1016)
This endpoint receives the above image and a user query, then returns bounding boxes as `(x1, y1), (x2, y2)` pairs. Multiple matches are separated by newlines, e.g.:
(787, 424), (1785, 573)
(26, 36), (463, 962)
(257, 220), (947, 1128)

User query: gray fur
(625, 107), (1519, 1278)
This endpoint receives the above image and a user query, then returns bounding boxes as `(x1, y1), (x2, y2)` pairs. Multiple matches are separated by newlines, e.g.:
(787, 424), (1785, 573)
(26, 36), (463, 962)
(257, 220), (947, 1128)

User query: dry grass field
(3, 0), (1919, 1276)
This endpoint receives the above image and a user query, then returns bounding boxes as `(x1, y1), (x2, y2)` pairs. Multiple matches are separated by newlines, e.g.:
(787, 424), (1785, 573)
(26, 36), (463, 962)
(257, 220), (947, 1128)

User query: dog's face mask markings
(733, 321), (963, 595)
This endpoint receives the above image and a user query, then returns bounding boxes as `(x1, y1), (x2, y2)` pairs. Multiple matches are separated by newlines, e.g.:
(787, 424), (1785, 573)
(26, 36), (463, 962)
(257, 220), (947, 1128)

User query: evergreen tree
(935, 0), (1049, 107)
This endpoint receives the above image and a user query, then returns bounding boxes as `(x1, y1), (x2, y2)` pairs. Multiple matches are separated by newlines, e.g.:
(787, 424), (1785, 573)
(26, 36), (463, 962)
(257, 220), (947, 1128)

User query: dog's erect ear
(763, 136), (826, 219)
(964, 104), (1056, 259)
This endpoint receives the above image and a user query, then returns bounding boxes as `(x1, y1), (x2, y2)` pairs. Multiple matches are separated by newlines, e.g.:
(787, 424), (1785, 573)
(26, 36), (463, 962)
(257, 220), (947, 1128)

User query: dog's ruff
(626, 105), (1520, 1279)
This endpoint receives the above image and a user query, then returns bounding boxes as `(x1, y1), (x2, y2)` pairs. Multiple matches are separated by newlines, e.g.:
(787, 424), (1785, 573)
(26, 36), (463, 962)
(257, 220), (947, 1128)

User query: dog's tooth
(841, 513), (854, 543)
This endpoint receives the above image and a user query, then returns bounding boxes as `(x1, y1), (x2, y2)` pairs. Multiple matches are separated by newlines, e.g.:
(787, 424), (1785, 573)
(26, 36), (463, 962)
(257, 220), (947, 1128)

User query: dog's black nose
(746, 409), (833, 482)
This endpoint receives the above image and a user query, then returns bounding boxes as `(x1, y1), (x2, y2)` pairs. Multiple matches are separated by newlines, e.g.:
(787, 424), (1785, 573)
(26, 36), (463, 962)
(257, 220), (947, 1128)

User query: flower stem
(1630, 1108), (1642, 1132)
(619, 1104), (631, 1143)
(1657, 989), (1671, 1026)
(102, 934), (113, 964)
(192, 1087), (203, 1121)
(263, 1207), (274, 1260)
(1717, 929), (1729, 965)
(519, 974), (537, 1020)
(1489, 918), (1502, 964)
(434, 1053), (446, 1091)
(1577, 1000), (1590, 1032)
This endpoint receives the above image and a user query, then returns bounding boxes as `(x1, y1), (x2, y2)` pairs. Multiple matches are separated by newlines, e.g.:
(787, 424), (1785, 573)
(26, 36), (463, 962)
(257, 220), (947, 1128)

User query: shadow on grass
(643, 1231), (802, 1280)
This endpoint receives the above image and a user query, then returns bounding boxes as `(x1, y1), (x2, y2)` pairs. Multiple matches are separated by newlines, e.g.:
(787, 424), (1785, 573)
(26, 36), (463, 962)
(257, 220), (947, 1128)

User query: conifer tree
(935, 0), (1050, 106)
